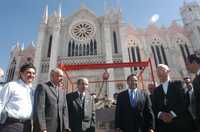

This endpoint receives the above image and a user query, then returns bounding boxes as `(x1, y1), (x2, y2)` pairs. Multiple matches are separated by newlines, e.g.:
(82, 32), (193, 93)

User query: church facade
(6, 2), (200, 98)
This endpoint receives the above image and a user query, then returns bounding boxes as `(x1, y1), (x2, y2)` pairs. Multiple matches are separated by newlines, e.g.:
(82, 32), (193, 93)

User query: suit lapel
(125, 90), (132, 108)
(159, 85), (166, 97)
(58, 88), (63, 104)
(47, 81), (58, 98)
(166, 81), (170, 96)
(74, 91), (83, 109)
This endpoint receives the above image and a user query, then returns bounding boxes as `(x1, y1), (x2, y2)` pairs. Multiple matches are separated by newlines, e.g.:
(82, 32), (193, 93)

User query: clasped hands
(159, 112), (173, 123)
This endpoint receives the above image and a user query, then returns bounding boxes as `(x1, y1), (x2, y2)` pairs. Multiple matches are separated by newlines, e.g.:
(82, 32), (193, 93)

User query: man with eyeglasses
(0, 63), (36, 132)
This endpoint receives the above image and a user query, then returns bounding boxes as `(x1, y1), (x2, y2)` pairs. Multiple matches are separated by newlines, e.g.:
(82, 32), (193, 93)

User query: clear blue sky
(0, 0), (197, 73)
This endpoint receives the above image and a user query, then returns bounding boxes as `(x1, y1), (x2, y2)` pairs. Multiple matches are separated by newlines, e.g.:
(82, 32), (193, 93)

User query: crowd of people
(0, 52), (199, 132)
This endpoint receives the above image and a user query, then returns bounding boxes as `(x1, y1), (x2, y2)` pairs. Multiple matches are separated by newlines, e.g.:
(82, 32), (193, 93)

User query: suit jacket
(192, 75), (200, 127)
(152, 80), (191, 132)
(66, 91), (96, 132)
(33, 81), (70, 132)
(115, 89), (155, 132)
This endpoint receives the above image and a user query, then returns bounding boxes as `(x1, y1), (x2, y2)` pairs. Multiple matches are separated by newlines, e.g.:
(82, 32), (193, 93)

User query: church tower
(180, 1), (200, 51)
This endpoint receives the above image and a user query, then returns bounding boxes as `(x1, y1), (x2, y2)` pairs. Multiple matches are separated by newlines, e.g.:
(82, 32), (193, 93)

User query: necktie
(130, 90), (136, 108)
(80, 93), (83, 101)
(186, 90), (190, 107)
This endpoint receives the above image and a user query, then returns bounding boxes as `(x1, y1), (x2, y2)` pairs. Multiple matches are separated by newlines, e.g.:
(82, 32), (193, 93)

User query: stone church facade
(6, 2), (200, 98)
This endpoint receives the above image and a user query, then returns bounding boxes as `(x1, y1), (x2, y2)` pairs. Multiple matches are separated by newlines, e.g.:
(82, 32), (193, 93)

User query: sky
(0, 0), (199, 74)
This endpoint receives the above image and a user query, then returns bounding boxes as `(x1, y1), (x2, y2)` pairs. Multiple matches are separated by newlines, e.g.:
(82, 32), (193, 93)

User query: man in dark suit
(66, 77), (96, 132)
(33, 68), (70, 132)
(115, 74), (155, 132)
(152, 64), (192, 132)
(186, 53), (200, 132)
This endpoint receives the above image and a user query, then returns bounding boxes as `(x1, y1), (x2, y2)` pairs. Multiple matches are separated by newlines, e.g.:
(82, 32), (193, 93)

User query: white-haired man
(33, 68), (70, 132)
(152, 64), (193, 132)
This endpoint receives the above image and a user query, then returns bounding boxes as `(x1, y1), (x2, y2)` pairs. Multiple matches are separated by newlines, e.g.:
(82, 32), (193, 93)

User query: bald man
(33, 68), (70, 132)
(152, 64), (193, 132)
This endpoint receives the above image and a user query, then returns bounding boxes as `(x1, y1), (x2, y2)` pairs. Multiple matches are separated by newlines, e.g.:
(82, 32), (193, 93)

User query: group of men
(0, 64), (95, 132)
(0, 52), (199, 132)
(115, 53), (200, 132)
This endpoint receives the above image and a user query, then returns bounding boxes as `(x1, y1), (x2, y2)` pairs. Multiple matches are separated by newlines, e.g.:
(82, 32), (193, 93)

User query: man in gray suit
(33, 68), (70, 132)
(66, 77), (96, 132)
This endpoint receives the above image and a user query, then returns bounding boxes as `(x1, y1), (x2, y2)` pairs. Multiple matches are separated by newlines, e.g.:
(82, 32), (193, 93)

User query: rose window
(70, 21), (96, 41)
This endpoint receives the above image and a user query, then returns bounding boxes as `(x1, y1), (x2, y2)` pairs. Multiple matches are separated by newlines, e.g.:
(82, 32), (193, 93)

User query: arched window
(197, 26), (200, 38)
(68, 40), (71, 56)
(47, 35), (53, 57)
(79, 45), (82, 56)
(151, 46), (157, 66)
(86, 44), (89, 55)
(90, 40), (94, 55)
(75, 45), (78, 56)
(127, 38), (142, 71)
(72, 41), (75, 56)
(94, 39), (97, 55)
(7, 58), (16, 82)
(113, 31), (118, 53)
(161, 45), (168, 65)
(173, 34), (191, 64)
(151, 37), (168, 65)
(176, 38), (190, 64)
(83, 44), (86, 56)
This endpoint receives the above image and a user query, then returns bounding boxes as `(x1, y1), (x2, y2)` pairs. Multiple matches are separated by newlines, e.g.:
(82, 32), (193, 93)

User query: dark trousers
(0, 118), (31, 132)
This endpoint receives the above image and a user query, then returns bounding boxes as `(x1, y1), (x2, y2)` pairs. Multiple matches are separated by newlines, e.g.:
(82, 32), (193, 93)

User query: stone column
(103, 19), (115, 98)
(119, 23), (130, 83)
(49, 22), (61, 75)
(34, 23), (47, 84)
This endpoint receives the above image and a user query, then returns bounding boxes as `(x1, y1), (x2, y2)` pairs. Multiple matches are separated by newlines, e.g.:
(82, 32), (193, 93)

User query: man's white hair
(50, 68), (64, 76)
(157, 64), (170, 71)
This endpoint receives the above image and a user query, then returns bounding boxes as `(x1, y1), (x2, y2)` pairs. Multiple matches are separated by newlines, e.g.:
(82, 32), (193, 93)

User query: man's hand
(148, 128), (154, 132)
(41, 130), (47, 132)
(115, 128), (122, 132)
(164, 113), (173, 123)
(159, 112), (173, 123)
(63, 129), (71, 132)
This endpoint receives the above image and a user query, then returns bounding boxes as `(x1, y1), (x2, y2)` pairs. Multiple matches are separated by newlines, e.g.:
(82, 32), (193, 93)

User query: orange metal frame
(58, 58), (155, 90)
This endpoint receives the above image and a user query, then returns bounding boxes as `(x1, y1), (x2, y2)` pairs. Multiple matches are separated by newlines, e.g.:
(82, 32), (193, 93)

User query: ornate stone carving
(69, 20), (96, 41)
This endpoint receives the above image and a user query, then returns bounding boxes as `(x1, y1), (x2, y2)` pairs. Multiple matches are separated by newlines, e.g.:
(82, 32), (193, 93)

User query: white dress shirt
(78, 91), (85, 101)
(128, 88), (137, 99)
(0, 80), (34, 119)
(162, 80), (169, 94)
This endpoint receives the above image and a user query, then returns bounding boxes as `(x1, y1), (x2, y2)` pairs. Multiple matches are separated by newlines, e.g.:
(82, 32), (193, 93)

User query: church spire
(58, 3), (62, 19)
(43, 5), (48, 24)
